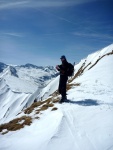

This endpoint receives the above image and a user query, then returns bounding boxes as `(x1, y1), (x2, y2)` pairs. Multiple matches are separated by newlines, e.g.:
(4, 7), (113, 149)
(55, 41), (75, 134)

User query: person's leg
(61, 76), (68, 100)
(58, 76), (62, 94)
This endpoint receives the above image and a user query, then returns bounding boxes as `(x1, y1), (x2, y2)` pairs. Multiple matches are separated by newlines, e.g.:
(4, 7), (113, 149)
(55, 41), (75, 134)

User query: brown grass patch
(38, 105), (48, 111)
(24, 108), (33, 114)
(40, 103), (54, 111)
(51, 107), (58, 111)
(31, 101), (42, 107)
(67, 83), (80, 91)
(24, 101), (43, 114)
(24, 100), (48, 114)
(0, 116), (32, 134)
(24, 97), (55, 115)
(52, 99), (59, 103)
(35, 111), (40, 114)
(47, 103), (54, 107)
(68, 62), (86, 83)
(43, 98), (51, 104)
(50, 90), (59, 97)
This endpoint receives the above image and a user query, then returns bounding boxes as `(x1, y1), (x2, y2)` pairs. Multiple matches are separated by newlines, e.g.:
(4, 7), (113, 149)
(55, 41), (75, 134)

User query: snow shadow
(65, 99), (99, 106)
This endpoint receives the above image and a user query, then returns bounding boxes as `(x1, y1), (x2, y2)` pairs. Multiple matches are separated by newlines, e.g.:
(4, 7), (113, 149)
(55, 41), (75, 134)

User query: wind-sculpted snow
(0, 78), (9, 95)
(0, 79), (31, 124)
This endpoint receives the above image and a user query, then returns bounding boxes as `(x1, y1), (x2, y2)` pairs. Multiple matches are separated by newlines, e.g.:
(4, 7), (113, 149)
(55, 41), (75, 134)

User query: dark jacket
(58, 60), (69, 76)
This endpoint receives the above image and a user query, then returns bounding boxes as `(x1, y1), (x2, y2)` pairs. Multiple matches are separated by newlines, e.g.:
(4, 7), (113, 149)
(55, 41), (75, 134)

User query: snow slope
(0, 78), (30, 124)
(0, 44), (113, 150)
(0, 64), (58, 124)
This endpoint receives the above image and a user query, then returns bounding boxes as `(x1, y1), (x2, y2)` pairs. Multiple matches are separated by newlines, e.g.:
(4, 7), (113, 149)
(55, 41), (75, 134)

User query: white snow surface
(0, 78), (31, 124)
(37, 75), (59, 100)
(0, 44), (113, 150)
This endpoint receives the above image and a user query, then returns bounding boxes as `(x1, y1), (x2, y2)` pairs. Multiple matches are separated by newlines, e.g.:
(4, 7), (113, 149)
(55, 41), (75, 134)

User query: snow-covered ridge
(69, 44), (113, 80)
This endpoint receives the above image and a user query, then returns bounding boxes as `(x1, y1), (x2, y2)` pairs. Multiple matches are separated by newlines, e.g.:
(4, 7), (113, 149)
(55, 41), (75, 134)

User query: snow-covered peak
(8, 66), (18, 77)
(0, 62), (7, 73)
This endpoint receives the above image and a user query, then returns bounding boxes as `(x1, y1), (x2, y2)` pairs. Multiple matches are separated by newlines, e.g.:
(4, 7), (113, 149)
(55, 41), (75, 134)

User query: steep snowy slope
(0, 63), (58, 124)
(0, 44), (113, 150)
(0, 78), (30, 124)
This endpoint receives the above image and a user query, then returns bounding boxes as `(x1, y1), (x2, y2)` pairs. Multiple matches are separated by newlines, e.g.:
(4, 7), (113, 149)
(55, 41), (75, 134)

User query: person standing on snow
(56, 55), (69, 103)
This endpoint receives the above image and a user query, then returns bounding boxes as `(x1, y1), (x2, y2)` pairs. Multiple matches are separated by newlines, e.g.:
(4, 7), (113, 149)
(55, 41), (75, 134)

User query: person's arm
(56, 65), (60, 71)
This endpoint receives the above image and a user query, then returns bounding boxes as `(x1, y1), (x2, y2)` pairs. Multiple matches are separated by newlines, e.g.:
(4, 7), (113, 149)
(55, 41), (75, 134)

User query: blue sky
(0, 0), (113, 66)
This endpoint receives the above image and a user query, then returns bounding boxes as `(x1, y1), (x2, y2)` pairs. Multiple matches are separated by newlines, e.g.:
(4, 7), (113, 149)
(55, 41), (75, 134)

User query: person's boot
(59, 96), (67, 103)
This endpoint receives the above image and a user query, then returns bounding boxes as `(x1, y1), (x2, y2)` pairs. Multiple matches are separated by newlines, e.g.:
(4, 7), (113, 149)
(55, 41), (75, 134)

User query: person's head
(60, 55), (67, 62)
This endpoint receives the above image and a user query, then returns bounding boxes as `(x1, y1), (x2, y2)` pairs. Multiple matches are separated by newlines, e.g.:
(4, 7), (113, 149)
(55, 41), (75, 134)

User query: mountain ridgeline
(0, 63), (58, 93)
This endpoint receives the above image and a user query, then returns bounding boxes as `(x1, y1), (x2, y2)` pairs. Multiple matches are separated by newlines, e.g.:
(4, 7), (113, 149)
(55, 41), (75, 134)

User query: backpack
(67, 63), (74, 76)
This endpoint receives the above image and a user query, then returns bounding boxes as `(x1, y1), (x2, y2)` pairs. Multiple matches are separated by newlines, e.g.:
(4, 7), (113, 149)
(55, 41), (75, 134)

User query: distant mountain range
(0, 62), (58, 93)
